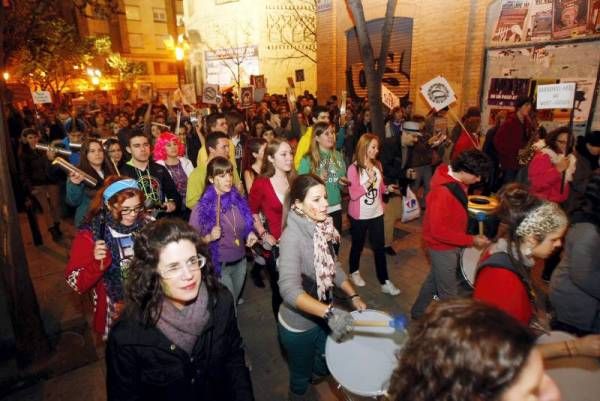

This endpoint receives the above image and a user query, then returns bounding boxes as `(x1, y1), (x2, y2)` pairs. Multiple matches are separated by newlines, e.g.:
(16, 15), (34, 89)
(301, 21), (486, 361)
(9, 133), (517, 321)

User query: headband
(515, 202), (566, 239)
(103, 179), (139, 202)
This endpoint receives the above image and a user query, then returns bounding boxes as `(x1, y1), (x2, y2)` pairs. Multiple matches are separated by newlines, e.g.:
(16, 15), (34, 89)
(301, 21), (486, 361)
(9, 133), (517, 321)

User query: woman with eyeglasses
(346, 134), (401, 295)
(66, 138), (117, 227)
(103, 138), (126, 173)
(189, 157), (257, 304)
(297, 122), (348, 238)
(106, 219), (254, 401)
(65, 177), (147, 341)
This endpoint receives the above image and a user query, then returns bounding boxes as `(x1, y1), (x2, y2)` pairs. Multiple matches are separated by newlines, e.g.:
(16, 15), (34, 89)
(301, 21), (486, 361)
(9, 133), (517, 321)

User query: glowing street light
(2, 72), (9, 81)
(175, 46), (184, 61)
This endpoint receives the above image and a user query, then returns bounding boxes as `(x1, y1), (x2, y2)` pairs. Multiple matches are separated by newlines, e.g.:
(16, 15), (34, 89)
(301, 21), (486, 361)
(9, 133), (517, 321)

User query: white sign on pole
(420, 76), (457, 111)
(31, 91), (52, 104)
(536, 83), (576, 110)
(381, 84), (399, 110)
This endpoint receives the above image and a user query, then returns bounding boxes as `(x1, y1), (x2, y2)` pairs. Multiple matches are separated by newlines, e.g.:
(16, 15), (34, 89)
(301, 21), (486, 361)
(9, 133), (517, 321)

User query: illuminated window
(128, 33), (144, 48)
(125, 5), (141, 20)
(153, 8), (167, 22)
(155, 34), (170, 50)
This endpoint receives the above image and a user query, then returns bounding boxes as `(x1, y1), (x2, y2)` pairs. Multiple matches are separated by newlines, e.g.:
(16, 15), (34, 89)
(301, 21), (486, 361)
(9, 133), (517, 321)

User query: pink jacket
(347, 162), (386, 220)
(528, 152), (570, 203)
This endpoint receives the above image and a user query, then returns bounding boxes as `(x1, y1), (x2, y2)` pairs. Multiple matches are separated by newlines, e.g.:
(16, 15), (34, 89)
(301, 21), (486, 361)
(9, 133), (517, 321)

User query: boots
(250, 264), (265, 288)
(48, 223), (63, 242)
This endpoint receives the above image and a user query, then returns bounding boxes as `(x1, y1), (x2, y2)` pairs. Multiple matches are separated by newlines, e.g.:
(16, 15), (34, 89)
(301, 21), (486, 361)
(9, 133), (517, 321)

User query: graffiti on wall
(346, 17), (413, 101)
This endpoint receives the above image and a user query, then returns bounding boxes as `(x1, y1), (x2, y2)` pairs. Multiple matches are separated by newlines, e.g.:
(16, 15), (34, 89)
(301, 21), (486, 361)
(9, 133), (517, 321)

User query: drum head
(325, 309), (404, 397)
(461, 247), (484, 288)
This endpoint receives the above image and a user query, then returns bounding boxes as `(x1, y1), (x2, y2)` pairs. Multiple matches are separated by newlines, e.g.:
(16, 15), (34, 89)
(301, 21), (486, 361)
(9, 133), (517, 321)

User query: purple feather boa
(195, 185), (254, 274)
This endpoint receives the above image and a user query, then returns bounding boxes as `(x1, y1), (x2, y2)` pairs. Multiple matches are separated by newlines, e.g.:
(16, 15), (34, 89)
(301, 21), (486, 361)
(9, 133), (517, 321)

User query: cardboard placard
(251, 75), (265, 89)
(240, 86), (254, 108)
(536, 83), (576, 109)
(31, 91), (52, 104)
(295, 69), (305, 82)
(420, 76), (457, 111)
(381, 84), (400, 110)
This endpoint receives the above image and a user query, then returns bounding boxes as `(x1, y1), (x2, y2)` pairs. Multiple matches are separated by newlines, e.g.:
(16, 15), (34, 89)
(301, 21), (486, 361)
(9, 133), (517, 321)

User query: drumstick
(475, 212), (487, 236)
(353, 315), (408, 332)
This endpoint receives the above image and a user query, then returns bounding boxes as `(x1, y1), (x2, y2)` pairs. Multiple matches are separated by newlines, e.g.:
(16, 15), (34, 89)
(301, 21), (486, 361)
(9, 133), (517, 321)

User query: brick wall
(317, 0), (496, 117)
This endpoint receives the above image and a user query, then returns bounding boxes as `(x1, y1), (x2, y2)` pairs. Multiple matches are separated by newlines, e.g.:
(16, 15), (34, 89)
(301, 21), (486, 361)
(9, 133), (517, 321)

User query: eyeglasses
(120, 204), (144, 215)
(159, 254), (206, 279)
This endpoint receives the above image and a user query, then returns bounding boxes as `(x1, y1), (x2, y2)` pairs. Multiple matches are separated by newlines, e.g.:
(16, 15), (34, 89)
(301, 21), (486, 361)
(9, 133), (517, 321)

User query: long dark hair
(78, 138), (116, 187)
(124, 219), (219, 326)
(388, 299), (535, 401)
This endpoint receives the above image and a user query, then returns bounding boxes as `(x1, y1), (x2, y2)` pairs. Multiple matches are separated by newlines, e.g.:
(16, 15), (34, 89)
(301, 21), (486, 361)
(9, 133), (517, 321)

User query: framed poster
(487, 78), (531, 107)
(492, 0), (530, 43)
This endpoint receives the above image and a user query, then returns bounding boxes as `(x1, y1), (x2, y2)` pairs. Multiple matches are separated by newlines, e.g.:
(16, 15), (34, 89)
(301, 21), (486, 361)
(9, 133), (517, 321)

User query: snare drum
(467, 195), (500, 238)
(326, 309), (404, 398)
(460, 246), (484, 288)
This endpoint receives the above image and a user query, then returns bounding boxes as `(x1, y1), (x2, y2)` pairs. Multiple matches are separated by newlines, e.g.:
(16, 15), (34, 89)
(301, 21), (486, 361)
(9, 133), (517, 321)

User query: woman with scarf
(278, 174), (366, 401)
(189, 157), (257, 304)
(65, 177), (147, 340)
(106, 219), (254, 401)
(67, 138), (117, 227)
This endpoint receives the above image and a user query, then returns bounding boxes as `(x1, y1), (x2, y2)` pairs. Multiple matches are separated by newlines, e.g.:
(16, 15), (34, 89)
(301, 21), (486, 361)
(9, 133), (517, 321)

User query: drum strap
(443, 182), (468, 211)
(476, 252), (534, 302)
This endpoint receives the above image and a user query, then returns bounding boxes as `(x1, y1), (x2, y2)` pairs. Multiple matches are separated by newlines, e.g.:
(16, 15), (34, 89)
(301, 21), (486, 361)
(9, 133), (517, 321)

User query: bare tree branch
(281, 37), (317, 63)
(377, 0), (397, 79)
(288, 0), (316, 37)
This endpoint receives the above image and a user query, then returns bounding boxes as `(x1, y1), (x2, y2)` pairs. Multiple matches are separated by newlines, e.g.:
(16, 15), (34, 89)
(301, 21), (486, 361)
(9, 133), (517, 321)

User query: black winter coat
(106, 287), (254, 401)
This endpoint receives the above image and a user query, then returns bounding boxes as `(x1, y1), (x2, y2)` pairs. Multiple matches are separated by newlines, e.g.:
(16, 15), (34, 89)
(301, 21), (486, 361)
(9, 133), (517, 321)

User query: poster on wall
(560, 77), (597, 122)
(492, 0), (530, 43)
(527, 0), (553, 41)
(552, 0), (589, 38)
(590, 0), (600, 32)
(487, 78), (531, 106)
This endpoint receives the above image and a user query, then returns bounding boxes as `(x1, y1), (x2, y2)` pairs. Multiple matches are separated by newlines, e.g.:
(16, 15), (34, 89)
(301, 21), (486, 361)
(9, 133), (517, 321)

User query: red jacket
(473, 251), (533, 326)
(65, 229), (113, 337)
(528, 152), (570, 203)
(248, 176), (284, 240)
(493, 113), (530, 170)
(422, 164), (474, 250)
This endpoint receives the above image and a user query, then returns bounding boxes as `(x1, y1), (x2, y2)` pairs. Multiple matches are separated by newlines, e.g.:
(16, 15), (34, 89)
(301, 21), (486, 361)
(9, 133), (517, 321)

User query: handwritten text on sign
(31, 91), (52, 104)
(536, 83), (576, 110)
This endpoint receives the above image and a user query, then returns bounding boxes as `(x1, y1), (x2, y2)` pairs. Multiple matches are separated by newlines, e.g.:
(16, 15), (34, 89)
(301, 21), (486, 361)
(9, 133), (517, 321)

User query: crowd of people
(5, 88), (600, 400)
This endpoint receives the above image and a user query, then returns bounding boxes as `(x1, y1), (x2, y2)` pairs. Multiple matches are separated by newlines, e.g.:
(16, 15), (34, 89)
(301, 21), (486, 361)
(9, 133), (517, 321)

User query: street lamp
(87, 68), (102, 88)
(164, 34), (188, 89)
(2, 72), (8, 81)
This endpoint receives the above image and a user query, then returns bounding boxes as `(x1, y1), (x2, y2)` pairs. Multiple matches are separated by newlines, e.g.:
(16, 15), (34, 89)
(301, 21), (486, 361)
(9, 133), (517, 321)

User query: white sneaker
(381, 280), (401, 296)
(350, 271), (366, 287)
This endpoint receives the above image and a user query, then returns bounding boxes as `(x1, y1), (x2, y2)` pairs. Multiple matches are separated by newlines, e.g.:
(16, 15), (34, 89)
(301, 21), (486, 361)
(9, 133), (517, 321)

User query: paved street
(4, 212), (430, 401)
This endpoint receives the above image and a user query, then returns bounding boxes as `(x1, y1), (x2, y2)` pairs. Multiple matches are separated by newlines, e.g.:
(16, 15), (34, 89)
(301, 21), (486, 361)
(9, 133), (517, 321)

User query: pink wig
(152, 132), (185, 161)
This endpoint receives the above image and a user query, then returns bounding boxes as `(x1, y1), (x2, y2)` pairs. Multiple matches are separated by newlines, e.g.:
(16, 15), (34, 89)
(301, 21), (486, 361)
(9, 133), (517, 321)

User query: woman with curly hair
(65, 177), (147, 340)
(387, 299), (560, 401)
(153, 131), (194, 203)
(189, 157), (257, 304)
(106, 219), (254, 401)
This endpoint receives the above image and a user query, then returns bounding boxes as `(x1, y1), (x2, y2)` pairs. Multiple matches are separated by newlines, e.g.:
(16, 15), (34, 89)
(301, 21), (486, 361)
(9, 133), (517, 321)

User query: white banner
(381, 84), (399, 110)
(420, 76), (457, 111)
(536, 83), (576, 110)
(31, 91), (52, 104)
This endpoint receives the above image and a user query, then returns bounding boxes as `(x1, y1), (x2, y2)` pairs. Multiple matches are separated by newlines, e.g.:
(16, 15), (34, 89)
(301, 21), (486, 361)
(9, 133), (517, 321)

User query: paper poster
(487, 78), (531, 107)
(251, 74), (265, 89)
(420, 76), (457, 111)
(527, 0), (553, 41)
(240, 86), (254, 108)
(536, 82), (576, 109)
(492, 0), (530, 43)
(590, 0), (600, 32)
(202, 83), (220, 104)
(552, 0), (589, 38)
(295, 69), (305, 82)
(31, 91), (52, 104)
(560, 78), (597, 122)
(381, 84), (400, 110)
